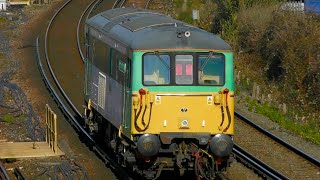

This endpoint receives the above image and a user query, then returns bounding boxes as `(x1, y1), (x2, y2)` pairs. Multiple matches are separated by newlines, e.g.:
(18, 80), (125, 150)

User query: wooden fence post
(282, 103), (287, 114)
(256, 85), (260, 101)
(236, 71), (240, 85)
(252, 82), (257, 99)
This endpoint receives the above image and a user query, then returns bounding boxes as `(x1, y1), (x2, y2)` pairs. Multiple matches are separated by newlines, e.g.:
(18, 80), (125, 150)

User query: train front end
(129, 50), (234, 178)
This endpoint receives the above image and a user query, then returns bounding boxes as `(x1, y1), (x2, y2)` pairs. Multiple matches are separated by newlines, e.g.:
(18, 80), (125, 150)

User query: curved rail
(39, 0), (131, 179)
(36, 36), (131, 179)
(235, 111), (320, 167)
(112, 0), (126, 9)
(0, 161), (10, 180)
(14, 167), (26, 180)
(77, 0), (100, 62)
(37, 36), (89, 137)
(77, 0), (126, 63)
(119, 0), (126, 8)
(145, 0), (152, 8)
(233, 144), (288, 180)
(44, 0), (82, 117)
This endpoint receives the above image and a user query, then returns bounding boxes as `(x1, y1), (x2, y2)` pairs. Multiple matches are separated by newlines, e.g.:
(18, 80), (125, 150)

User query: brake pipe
(223, 89), (231, 132)
(134, 88), (153, 132)
(218, 88), (232, 132)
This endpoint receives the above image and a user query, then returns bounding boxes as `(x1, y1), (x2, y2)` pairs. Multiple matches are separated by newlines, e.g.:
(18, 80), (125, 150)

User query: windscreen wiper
(199, 51), (214, 71)
(155, 51), (170, 70)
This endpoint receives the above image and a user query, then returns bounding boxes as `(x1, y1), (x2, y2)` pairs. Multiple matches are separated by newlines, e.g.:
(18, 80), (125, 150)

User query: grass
(0, 52), (5, 59)
(0, 17), (8, 30)
(245, 97), (320, 145)
(175, 0), (184, 7)
(0, 17), (6, 23)
(2, 114), (16, 123)
(177, 11), (193, 24)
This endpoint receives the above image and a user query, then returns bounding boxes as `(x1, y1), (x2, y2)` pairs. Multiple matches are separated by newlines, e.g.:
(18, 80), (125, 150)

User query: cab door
(118, 58), (131, 137)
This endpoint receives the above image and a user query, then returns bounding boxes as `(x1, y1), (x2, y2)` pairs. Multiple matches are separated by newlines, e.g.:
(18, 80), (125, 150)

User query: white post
(282, 103), (287, 114)
(0, 0), (6, 11)
(252, 82), (257, 99)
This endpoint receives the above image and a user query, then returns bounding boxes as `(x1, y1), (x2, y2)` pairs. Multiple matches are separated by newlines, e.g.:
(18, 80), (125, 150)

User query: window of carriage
(93, 38), (109, 74)
(143, 54), (170, 85)
(198, 53), (225, 85)
(175, 55), (193, 84)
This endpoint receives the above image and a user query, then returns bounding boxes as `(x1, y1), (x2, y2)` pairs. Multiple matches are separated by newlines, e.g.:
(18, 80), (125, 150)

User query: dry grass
(236, 3), (320, 108)
(233, 3), (320, 136)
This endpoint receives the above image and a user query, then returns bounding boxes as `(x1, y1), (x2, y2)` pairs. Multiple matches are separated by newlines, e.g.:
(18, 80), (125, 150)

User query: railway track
(77, 0), (102, 62)
(0, 161), (10, 180)
(37, 0), (131, 179)
(36, 0), (319, 179)
(234, 112), (320, 179)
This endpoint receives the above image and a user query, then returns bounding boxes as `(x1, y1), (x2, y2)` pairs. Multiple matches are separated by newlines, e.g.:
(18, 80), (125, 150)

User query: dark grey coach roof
(86, 8), (231, 51)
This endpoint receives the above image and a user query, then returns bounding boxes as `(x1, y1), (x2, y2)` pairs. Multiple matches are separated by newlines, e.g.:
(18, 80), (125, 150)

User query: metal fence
(45, 104), (58, 154)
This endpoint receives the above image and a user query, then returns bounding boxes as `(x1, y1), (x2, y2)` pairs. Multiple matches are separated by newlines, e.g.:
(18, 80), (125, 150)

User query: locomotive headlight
(185, 31), (191, 37)
(181, 119), (189, 128)
(137, 134), (160, 157)
(209, 134), (233, 157)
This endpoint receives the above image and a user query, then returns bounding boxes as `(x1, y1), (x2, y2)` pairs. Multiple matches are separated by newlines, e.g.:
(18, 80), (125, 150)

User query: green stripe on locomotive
(131, 51), (234, 92)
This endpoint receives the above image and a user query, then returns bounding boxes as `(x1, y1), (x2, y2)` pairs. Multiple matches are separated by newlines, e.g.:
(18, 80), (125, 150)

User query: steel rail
(145, 0), (152, 8)
(119, 0), (126, 8)
(14, 167), (26, 180)
(85, 0), (104, 20)
(233, 144), (289, 180)
(235, 111), (320, 167)
(39, 0), (132, 179)
(112, 0), (126, 9)
(44, 0), (82, 118)
(38, 37), (90, 137)
(77, 0), (126, 63)
(77, 0), (127, 62)
(36, 37), (131, 180)
(77, 0), (100, 62)
(0, 161), (10, 180)
(112, 0), (120, 9)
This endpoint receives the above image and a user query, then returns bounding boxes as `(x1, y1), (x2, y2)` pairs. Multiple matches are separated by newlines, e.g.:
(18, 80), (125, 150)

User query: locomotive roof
(86, 8), (231, 51)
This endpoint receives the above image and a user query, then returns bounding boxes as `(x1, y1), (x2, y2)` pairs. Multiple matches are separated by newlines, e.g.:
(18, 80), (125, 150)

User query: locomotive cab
(130, 50), (234, 178)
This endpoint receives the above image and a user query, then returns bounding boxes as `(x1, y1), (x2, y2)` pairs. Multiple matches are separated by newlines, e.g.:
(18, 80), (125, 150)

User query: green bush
(175, 0), (184, 7)
(233, 2), (320, 112)
(2, 114), (16, 123)
(177, 11), (193, 24)
(258, 12), (320, 110)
